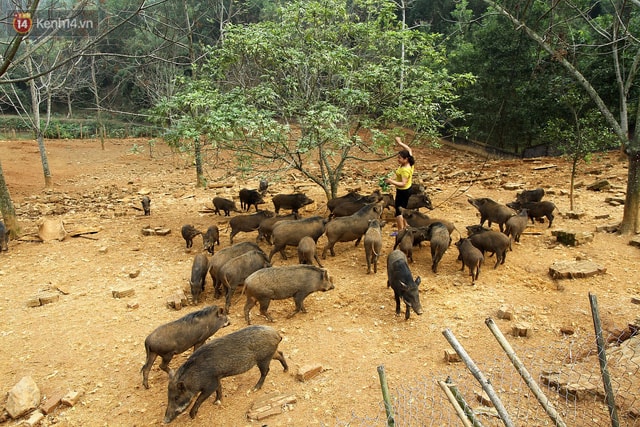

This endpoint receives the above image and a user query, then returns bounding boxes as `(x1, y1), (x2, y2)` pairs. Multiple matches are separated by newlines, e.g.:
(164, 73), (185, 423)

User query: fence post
(442, 328), (515, 427)
(377, 365), (395, 427)
(438, 380), (474, 427)
(485, 317), (567, 427)
(443, 377), (485, 427)
(589, 292), (620, 427)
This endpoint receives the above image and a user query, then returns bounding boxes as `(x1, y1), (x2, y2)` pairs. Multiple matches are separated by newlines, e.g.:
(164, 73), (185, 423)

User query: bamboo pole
(442, 328), (515, 427)
(438, 380), (473, 427)
(445, 377), (485, 427)
(589, 293), (620, 427)
(377, 365), (395, 427)
(485, 317), (567, 427)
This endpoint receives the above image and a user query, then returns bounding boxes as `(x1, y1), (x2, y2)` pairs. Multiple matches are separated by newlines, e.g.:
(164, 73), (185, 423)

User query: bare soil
(0, 138), (638, 426)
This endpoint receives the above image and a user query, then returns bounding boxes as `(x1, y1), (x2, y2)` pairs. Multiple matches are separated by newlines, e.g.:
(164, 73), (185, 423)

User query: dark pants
(394, 188), (411, 217)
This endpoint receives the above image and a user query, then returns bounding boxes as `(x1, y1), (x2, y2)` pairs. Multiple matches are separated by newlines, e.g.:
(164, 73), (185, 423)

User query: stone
(630, 237), (640, 248)
(295, 364), (323, 382)
(586, 179), (610, 191)
(112, 288), (135, 298)
(167, 291), (188, 310)
(553, 230), (594, 246)
(20, 410), (44, 426)
(26, 297), (42, 308)
(497, 305), (514, 320)
(549, 260), (607, 279)
(631, 296), (640, 305)
(443, 349), (461, 363)
(127, 301), (140, 309)
(37, 217), (67, 242)
(512, 323), (531, 337)
(39, 390), (65, 415)
(565, 211), (586, 219)
(6, 376), (41, 419)
(38, 292), (60, 305)
(128, 270), (141, 279)
(475, 390), (492, 406)
(560, 326), (575, 335)
(61, 390), (82, 407)
(246, 392), (297, 421)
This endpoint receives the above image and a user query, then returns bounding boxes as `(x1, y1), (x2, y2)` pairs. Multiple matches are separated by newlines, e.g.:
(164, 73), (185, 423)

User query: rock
(6, 376), (41, 419)
(128, 270), (141, 279)
(295, 364), (323, 382)
(61, 390), (82, 407)
(630, 236), (640, 248)
(38, 292), (60, 305)
(552, 230), (594, 246)
(21, 410), (44, 426)
(586, 179), (610, 191)
(37, 217), (67, 242)
(512, 323), (531, 337)
(246, 392), (297, 421)
(497, 305), (514, 320)
(565, 211), (586, 219)
(443, 349), (461, 363)
(39, 390), (65, 415)
(112, 288), (135, 298)
(549, 260), (607, 279)
(560, 326), (575, 335)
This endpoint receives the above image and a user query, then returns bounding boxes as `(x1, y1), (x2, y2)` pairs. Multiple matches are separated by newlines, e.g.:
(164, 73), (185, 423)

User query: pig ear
(177, 381), (187, 392)
(216, 306), (225, 316)
(415, 277), (421, 286)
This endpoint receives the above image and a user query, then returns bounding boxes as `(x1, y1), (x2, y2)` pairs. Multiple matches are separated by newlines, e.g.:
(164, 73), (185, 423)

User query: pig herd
(140, 184), (555, 422)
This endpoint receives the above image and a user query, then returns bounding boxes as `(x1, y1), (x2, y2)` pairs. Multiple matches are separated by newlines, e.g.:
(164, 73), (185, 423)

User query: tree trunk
(29, 67), (53, 188)
(91, 55), (105, 150)
(619, 151), (640, 234)
(194, 137), (205, 188)
(0, 160), (20, 237)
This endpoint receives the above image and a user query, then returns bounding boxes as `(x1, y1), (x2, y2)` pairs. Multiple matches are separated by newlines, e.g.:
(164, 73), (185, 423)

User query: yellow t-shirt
(395, 165), (414, 190)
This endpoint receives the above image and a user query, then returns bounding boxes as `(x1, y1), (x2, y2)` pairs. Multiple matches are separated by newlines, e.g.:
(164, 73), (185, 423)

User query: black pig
(455, 238), (484, 284)
(257, 213), (300, 245)
(212, 197), (240, 216)
(0, 221), (8, 252)
(406, 193), (433, 210)
(386, 250), (423, 320)
(229, 210), (275, 244)
(466, 225), (511, 269)
(425, 222), (451, 273)
(189, 253), (210, 304)
(467, 197), (515, 232)
(272, 192), (314, 214)
(141, 195), (151, 216)
(239, 188), (265, 212)
(141, 305), (229, 389)
(202, 225), (220, 255)
(163, 325), (287, 423)
(181, 225), (202, 249)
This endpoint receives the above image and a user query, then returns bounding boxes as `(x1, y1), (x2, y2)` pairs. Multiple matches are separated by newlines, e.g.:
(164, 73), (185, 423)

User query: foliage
(153, 0), (474, 197)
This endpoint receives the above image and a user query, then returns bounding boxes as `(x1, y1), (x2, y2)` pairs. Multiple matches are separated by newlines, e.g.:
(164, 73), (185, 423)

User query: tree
(481, 0), (640, 234)
(541, 89), (619, 211)
(154, 0), (474, 196)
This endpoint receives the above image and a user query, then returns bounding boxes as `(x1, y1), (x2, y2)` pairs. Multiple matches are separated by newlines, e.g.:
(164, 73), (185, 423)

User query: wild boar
(425, 222), (451, 273)
(218, 250), (271, 314)
(386, 250), (423, 320)
(516, 188), (545, 204)
(269, 216), (329, 262)
(406, 193), (433, 210)
(364, 219), (385, 274)
(467, 197), (515, 232)
(322, 202), (384, 258)
(239, 188), (265, 212)
(455, 238), (484, 284)
(208, 242), (264, 297)
(297, 236), (324, 268)
(212, 197), (240, 216)
(229, 210), (275, 244)
(243, 265), (335, 324)
(257, 213), (300, 245)
(466, 225), (511, 269)
(400, 208), (456, 235)
(504, 209), (529, 242)
(507, 201), (556, 227)
(272, 192), (314, 214)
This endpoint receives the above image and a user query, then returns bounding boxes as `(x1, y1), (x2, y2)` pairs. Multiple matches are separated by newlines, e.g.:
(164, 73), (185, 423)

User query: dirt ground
(0, 137), (638, 426)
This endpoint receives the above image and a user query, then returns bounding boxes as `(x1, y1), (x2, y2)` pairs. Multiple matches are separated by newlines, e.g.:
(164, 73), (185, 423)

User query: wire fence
(332, 319), (640, 427)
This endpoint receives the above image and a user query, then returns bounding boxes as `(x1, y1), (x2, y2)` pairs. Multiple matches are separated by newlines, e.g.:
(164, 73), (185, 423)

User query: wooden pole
(589, 293), (620, 427)
(377, 365), (395, 427)
(485, 317), (567, 427)
(442, 328), (515, 427)
(445, 377), (485, 427)
(438, 380), (473, 427)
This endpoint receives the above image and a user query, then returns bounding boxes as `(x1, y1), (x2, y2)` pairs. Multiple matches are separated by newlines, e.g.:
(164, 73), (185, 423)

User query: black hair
(398, 149), (415, 166)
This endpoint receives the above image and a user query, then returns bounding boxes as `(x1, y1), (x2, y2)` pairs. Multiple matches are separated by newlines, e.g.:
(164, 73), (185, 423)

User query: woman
(385, 136), (415, 236)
